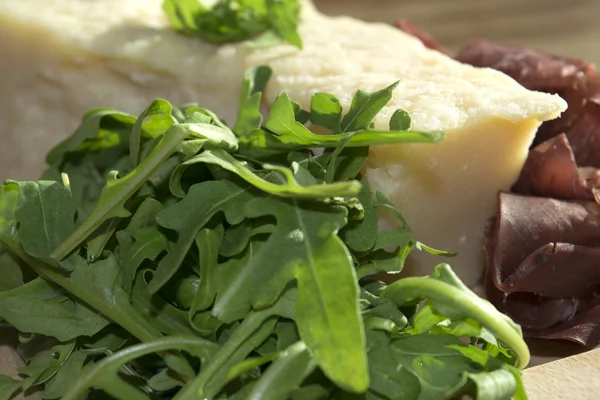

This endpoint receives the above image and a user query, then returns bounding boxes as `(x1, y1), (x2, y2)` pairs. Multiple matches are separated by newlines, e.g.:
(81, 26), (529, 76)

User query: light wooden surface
(524, 348), (600, 400)
(315, 0), (600, 65)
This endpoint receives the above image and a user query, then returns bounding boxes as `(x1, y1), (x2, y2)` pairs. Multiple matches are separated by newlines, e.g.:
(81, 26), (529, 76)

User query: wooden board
(524, 348), (600, 399)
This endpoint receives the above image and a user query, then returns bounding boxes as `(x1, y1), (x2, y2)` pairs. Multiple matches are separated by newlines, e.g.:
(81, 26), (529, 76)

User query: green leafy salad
(0, 1), (531, 399)
(0, 66), (530, 399)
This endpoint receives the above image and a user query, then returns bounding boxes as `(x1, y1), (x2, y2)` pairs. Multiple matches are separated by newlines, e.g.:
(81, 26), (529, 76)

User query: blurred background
(315, 0), (600, 65)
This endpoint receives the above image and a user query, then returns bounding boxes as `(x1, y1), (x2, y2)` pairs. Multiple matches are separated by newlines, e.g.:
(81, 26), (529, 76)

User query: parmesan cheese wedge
(0, 0), (566, 286)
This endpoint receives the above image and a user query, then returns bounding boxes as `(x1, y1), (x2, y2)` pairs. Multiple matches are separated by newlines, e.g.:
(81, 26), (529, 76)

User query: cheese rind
(0, 0), (567, 286)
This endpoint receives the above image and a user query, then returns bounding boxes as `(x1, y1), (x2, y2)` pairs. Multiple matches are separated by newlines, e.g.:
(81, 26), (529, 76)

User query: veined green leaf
(51, 117), (238, 260)
(212, 195), (368, 392)
(60, 336), (220, 400)
(171, 148), (361, 198)
(18, 341), (75, 390)
(11, 181), (76, 262)
(0, 375), (23, 400)
(118, 227), (168, 294)
(261, 92), (443, 150)
(151, 180), (254, 294)
(246, 341), (316, 400)
(310, 93), (342, 132)
(173, 290), (295, 399)
(44, 348), (109, 399)
(234, 66), (272, 137)
(130, 98), (177, 168)
(341, 81), (399, 133)
(163, 0), (303, 48)
(0, 278), (109, 341)
(45, 108), (136, 166)
(382, 264), (530, 368)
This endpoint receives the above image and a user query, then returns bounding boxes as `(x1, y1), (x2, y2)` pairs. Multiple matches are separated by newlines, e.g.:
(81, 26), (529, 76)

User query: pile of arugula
(163, 0), (304, 48)
(0, 66), (530, 400)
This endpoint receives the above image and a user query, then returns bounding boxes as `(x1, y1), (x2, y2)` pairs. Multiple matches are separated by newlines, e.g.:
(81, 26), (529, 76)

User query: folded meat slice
(512, 134), (600, 201)
(486, 192), (600, 344)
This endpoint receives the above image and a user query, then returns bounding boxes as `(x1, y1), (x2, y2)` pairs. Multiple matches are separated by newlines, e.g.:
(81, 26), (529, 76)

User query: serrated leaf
(340, 81), (399, 132)
(60, 336), (219, 400)
(212, 195), (368, 392)
(45, 109), (136, 166)
(310, 93), (343, 132)
(339, 176), (377, 252)
(130, 269), (194, 336)
(51, 115), (238, 260)
(234, 66), (272, 137)
(382, 264), (530, 368)
(118, 227), (168, 294)
(18, 341), (75, 390)
(0, 375), (23, 400)
(150, 180), (254, 294)
(0, 278), (109, 341)
(12, 181), (76, 262)
(172, 148), (360, 198)
(246, 341), (316, 400)
(261, 92), (442, 150)
(130, 98), (176, 168)
(43, 349), (108, 399)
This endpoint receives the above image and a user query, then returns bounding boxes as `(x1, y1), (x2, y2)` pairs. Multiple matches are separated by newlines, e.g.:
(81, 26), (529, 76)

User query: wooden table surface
(315, 0), (600, 65)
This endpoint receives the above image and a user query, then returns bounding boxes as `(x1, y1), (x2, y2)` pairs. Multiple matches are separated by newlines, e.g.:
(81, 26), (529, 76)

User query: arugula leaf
(0, 250), (24, 291)
(389, 108), (412, 131)
(163, 0), (303, 48)
(310, 93), (343, 132)
(130, 98), (177, 168)
(51, 117), (238, 260)
(259, 91), (443, 151)
(118, 227), (168, 294)
(60, 336), (219, 400)
(17, 341), (75, 390)
(0, 68), (530, 400)
(0, 278), (109, 341)
(246, 341), (316, 400)
(150, 180), (254, 294)
(382, 264), (530, 368)
(171, 148), (361, 198)
(44, 349), (108, 399)
(234, 66), (272, 137)
(0, 375), (22, 400)
(212, 195), (368, 392)
(45, 108), (136, 166)
(10, 181), (76, 264)
(341, 82), (399, 132)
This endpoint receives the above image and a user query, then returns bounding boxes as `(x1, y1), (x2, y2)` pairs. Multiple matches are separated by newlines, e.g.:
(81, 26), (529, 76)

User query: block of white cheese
(0, 0), (566, 286)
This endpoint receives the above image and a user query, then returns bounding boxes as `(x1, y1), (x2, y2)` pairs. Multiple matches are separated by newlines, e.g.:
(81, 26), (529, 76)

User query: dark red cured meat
(396, 21), (600, 346)
(395, 19), (451, 55)
(511, 134), (600, 201)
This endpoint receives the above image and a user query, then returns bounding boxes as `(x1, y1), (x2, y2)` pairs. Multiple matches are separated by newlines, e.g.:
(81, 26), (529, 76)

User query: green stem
(61, 336), (217, 400)
(381, 277), (530, 369)
(173, 309), (273, 399)
(3, 239), (159, 342)
(50, 125), (192, 260)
